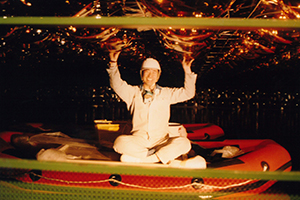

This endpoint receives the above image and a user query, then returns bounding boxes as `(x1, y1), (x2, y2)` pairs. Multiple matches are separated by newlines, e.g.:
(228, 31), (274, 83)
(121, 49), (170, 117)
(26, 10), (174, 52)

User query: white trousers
(113, 134), (191, 164)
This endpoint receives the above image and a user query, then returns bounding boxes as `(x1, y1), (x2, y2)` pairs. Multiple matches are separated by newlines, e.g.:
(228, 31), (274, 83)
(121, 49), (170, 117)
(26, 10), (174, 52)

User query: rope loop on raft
(29, 172), (253, 190)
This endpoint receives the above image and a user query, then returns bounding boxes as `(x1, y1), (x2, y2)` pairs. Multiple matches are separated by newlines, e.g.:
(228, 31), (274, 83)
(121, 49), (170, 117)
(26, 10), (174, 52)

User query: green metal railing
(1, 17), (300, 29)
(1, 158), (299, 200)
(1, 158), (300, 181)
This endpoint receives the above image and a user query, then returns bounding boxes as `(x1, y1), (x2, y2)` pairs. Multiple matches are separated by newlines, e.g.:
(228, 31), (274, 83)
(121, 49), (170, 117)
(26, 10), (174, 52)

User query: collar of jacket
(139, 84), (162, 93)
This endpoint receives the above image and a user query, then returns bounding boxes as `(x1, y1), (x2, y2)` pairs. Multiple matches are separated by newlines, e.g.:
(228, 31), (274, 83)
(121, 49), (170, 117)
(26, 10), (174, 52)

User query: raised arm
(168, 55), (197, 104)
(106, 50), (136, 106)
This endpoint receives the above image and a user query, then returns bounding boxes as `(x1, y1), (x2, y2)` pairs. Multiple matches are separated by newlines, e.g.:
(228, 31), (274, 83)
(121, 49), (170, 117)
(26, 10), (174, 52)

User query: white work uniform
(107, 65), (197, 164)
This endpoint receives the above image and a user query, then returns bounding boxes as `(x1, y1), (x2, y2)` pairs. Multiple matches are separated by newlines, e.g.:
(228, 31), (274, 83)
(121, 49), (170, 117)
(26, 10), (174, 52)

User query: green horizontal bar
(1, 158), (300, 182)
(0, 181), (237, 200)
(1, 16), (300, 29)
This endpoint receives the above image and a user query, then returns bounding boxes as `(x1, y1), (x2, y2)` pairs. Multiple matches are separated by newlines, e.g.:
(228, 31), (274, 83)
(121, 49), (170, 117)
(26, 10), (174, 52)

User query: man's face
(142, 68), (160, 89)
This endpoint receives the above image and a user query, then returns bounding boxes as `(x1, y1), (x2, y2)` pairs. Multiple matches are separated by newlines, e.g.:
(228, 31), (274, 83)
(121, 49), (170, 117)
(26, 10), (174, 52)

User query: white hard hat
(141, 58), (161, 71)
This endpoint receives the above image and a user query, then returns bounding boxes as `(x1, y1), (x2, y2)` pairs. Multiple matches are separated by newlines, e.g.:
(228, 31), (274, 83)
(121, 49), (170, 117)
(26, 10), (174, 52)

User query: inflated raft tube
(183, 123), (224, 140)
(192, 139), (292, 172)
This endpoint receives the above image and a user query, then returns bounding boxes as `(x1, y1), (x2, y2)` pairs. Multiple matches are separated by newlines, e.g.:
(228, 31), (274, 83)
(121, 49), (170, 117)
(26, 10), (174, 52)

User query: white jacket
(107, 66), (197, 145)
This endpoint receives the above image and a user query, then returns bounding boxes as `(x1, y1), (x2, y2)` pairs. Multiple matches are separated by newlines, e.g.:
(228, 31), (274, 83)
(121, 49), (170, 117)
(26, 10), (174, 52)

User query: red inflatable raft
(0, 122), (292, 199)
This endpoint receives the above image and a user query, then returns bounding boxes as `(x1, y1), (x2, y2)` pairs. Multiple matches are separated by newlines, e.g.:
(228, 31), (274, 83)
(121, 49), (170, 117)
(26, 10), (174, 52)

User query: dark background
(1, 0), (300, 196)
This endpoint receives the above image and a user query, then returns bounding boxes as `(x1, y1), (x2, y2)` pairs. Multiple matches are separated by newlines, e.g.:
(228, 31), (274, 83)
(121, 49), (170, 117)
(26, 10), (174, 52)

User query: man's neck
(143, 83), (156, 91)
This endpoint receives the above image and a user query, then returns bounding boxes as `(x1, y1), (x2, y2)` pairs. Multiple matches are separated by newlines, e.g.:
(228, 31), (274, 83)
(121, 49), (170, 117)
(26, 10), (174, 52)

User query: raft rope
(29, 172), (254, 190)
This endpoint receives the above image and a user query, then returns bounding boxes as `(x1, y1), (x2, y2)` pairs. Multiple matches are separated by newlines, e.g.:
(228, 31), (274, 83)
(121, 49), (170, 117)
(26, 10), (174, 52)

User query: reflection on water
(170, 104), (299, 139)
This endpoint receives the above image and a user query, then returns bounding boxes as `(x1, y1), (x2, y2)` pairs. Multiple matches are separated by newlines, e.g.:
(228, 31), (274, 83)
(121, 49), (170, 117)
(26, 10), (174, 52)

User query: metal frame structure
(1, 17), (300, 29)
